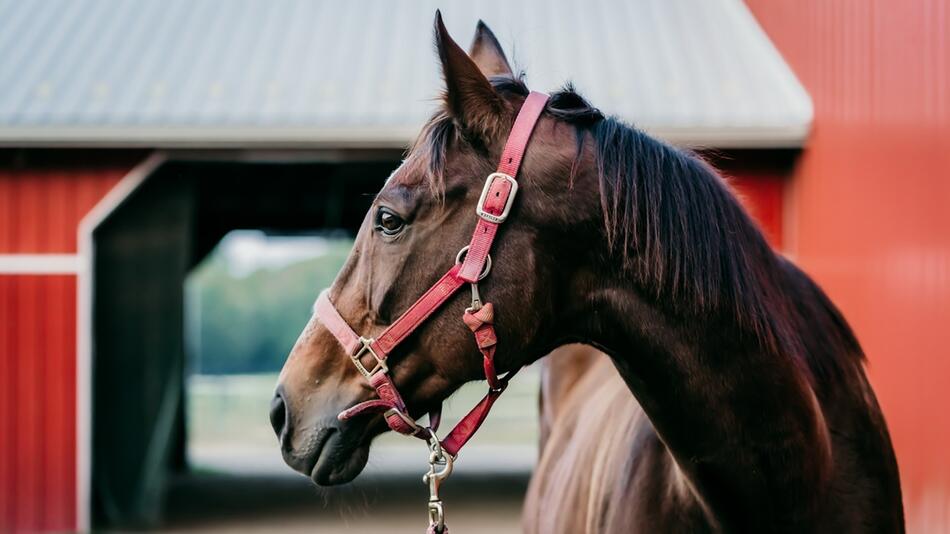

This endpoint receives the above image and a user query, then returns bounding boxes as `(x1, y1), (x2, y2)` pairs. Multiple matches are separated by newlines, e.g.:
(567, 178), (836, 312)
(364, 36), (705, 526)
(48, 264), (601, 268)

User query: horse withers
(271, 12), (903, 533)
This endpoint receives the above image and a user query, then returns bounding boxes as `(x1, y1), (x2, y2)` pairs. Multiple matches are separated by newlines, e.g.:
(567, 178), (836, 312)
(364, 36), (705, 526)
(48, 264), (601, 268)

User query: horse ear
(469, 20), (513, 78)
(434, 11), (506, 138)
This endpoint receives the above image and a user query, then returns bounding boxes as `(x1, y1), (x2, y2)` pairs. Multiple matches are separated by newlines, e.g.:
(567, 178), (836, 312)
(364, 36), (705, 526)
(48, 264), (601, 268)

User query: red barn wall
(0, 165), (128, 253)
(731, 172), (784, 249)
(700, 149), (789, 249)
(745, 0), (950, 528)
(0, 275), (77, 532)
(0, 154), (136, 532)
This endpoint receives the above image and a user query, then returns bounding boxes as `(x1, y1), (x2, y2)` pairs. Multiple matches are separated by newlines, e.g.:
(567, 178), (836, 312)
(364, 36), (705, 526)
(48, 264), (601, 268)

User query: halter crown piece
(314, 91), (549, 534)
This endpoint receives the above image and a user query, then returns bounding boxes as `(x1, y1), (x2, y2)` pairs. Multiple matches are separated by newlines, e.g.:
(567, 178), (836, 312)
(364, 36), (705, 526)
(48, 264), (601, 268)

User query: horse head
(271, 14), (591, 485)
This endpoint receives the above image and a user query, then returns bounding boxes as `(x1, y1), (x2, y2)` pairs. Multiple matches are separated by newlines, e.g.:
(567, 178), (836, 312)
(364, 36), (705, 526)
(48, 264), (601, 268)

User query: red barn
(0, 0), (946, 531)
(746, 1), (950, 530)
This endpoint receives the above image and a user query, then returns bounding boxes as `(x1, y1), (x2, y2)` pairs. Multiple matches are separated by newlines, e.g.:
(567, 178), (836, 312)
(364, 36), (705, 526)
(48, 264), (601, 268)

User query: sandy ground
(159, 472), (527, 533)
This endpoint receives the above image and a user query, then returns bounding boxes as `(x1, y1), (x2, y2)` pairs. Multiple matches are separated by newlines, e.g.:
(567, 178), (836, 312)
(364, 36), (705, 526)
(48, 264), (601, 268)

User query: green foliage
(186, 236), (353, 375)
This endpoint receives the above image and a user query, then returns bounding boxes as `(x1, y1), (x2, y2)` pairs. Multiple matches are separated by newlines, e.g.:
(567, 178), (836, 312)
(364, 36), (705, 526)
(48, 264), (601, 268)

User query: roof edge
(0, 123), (810, 150)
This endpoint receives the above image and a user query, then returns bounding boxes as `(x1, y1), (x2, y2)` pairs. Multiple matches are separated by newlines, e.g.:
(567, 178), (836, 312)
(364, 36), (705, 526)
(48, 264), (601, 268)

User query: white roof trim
(0, 124), (809, 150)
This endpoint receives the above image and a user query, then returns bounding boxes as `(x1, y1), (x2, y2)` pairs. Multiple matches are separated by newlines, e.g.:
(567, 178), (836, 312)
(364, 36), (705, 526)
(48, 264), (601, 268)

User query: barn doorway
(88, 155), (535, 530)
(183, 230), (354, 478)
(89, 155), (391, 527)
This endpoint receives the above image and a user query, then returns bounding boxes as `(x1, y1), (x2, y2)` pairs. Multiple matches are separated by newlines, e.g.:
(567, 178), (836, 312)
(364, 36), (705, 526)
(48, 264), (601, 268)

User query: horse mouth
(303, 426), (371, 486)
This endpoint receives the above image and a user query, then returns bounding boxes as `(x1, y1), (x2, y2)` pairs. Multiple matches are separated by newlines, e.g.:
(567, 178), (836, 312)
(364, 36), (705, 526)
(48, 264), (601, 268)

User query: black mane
(415, 77), (863, 386)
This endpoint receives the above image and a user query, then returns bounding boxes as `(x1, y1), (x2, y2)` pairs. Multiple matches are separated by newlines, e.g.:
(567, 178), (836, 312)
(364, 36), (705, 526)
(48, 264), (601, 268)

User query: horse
(271, 13), (904, 532)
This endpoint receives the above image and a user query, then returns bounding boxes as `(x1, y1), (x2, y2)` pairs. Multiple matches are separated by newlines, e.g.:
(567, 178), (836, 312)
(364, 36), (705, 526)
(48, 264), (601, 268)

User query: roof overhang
(0, 0), (812, 149)
(0, 125), (810, 150)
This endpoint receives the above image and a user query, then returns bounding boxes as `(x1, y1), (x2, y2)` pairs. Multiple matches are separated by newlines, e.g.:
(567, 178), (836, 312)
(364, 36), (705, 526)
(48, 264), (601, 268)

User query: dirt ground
(160, 472), (527, 533)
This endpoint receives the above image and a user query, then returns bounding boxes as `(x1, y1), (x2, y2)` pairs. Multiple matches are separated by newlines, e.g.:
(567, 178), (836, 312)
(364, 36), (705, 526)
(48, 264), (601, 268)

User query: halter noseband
(314, 91), (549, 533)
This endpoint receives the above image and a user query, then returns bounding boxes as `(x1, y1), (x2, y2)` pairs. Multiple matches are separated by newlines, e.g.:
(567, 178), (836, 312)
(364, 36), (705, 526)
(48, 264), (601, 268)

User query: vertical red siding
(745, 0), (950, 528)
(0, 276), (77, 532)
(730, 172), (785, 249)
(0, 153), (140, 531)
(0, 163), (128, 254)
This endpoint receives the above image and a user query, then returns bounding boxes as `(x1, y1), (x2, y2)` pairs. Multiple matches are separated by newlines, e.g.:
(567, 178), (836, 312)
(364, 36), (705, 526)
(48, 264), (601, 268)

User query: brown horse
(272, 14), (904, 532)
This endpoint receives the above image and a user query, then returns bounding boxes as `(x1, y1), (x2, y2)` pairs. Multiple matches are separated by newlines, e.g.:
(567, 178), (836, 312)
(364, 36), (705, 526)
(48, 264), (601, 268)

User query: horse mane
(413, 77), (863, 386)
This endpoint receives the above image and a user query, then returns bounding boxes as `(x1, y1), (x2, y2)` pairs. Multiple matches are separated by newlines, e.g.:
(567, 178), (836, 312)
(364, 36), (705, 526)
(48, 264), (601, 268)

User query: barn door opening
(89, 157), (390, 528)
(183, 230), (353, 476)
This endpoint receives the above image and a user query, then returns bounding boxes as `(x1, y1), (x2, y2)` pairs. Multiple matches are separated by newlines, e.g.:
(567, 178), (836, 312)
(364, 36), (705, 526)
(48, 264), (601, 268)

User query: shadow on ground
(161, 472), (528, 533)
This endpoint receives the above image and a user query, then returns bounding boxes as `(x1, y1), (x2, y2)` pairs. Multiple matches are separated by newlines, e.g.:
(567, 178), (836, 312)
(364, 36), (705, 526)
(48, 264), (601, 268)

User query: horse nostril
(270, 389), (289, 442)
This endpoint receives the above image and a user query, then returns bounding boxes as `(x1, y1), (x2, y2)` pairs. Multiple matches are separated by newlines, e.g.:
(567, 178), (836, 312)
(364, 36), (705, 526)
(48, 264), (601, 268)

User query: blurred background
(0, 0), (947, 532)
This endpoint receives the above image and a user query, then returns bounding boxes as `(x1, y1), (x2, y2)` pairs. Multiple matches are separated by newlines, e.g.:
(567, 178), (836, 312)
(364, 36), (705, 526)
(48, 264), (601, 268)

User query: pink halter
(314, 91), (549, 532)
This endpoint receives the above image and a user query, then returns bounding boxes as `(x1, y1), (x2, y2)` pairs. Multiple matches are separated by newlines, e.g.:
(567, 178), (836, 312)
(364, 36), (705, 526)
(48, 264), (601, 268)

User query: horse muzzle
(270, 383), (374, 485)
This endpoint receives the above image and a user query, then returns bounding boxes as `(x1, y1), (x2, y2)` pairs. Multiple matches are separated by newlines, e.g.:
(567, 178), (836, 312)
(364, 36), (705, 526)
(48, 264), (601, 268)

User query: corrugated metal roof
(0, 0), (812, 148)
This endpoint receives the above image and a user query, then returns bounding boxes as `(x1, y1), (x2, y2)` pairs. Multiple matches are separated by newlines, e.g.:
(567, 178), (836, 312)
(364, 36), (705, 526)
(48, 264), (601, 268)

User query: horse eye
(374, 207), (406, 236)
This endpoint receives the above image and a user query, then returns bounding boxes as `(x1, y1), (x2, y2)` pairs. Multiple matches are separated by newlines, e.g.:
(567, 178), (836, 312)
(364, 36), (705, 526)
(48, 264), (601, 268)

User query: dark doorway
(90, 156), (392, 528)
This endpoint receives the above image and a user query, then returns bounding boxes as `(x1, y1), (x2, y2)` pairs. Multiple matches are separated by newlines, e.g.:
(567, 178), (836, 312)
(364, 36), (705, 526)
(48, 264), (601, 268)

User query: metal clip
(466, 282), (482, 313)
(427, 501), (445, 533)
(422, 430), (454, 533)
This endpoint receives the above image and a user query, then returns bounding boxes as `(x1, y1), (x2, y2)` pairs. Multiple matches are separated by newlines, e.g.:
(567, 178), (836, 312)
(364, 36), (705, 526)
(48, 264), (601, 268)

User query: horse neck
(555, 152), (835, 530)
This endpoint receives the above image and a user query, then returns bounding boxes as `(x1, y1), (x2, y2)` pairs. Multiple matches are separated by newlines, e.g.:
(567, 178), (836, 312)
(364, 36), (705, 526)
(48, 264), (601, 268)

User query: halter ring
(454, 245), (492, 280)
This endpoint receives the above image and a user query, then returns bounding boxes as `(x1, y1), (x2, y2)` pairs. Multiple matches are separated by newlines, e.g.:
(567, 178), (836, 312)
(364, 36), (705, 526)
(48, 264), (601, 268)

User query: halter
(315, 91), (549, 533)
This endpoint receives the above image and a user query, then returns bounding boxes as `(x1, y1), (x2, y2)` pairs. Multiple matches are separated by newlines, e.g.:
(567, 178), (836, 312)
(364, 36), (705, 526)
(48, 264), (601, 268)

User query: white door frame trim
(75, 152), (167, 531)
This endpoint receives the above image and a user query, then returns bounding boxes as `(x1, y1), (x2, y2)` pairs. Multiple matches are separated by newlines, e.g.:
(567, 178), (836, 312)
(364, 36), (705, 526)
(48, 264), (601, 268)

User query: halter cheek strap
(315, 91), (549, 457)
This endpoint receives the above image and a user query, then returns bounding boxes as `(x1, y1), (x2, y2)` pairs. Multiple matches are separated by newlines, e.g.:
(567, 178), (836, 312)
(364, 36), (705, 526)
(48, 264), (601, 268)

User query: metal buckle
(384, 407), (421, 432)
(475, 172), (518, 224)
(350, 336), (387, 378)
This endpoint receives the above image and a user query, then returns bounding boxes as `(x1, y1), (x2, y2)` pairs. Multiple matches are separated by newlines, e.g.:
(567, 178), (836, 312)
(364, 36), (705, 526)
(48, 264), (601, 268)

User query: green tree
(186, 236), (352, 375)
